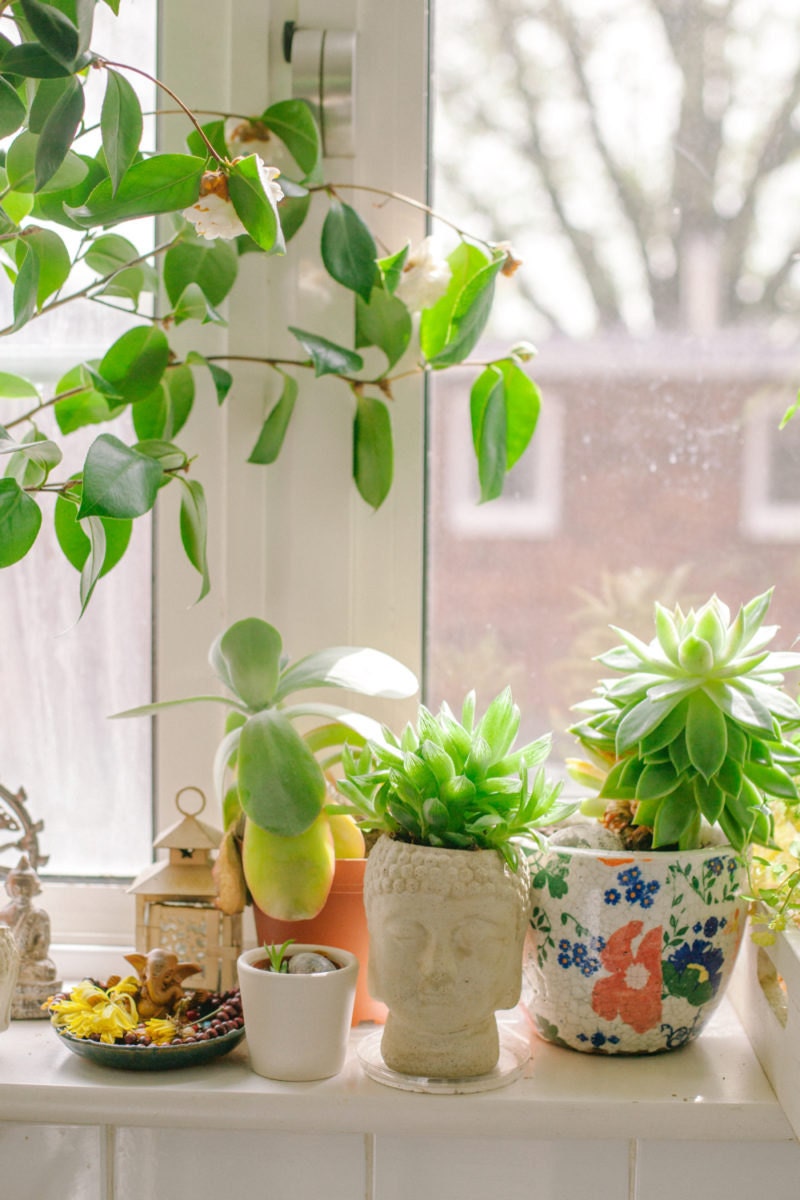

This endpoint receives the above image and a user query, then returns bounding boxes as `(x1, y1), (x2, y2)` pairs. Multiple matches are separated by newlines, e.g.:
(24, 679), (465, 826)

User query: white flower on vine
(224, 117), (273, 159)
(395, 237), (452, 312)
(182, 158), (284, 241)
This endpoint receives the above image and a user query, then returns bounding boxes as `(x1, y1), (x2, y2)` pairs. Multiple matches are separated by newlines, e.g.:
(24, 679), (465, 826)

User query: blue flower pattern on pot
(556, 935), (606, 977)
(576, 1030), (621, 1049)
(662, 939), (725, 1007)
(604, 866), (660, 909)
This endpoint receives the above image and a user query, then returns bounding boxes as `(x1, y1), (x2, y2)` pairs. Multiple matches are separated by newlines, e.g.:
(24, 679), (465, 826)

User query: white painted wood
(0, 1124), (104, 1200)
(636, 1140), (800, 1200)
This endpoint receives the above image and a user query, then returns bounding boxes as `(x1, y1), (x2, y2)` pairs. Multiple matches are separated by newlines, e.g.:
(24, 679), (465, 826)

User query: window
(427, 0), (800, 765)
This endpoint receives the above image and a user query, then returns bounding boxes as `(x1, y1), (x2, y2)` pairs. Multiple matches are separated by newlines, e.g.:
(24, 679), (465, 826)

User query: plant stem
(96, 59), (227, 166)
(311, 182), (485, 244)
(0, 234), (181, 339)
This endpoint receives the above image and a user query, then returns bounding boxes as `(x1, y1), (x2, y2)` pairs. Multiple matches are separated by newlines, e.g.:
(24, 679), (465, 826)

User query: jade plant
(116, 616), (418, 919)
(336, 687), (575, 869)
(0, 0), (539, 609)
(567, 589), (800, 852)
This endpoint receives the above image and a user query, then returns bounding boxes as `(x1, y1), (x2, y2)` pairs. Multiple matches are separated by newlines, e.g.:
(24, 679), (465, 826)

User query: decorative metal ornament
(128, 787), (242, 992)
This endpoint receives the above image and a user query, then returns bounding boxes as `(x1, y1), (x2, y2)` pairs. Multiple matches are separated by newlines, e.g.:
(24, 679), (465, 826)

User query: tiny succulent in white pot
(567, 589), (800, 853)
(116, 617), (418, 920)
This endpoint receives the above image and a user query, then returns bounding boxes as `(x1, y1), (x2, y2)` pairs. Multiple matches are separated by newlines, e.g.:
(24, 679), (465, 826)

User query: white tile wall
(636, 1139), (800, 1200)
(0, 1124), (105, 1200)
(374, 1136), (631, 1200)
(113, 1127), (366, 1200)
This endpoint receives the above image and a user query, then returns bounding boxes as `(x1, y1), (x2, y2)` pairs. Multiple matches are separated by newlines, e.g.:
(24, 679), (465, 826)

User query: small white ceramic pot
(522, 838), (747, 1054)
(237, 943), (358, 1081)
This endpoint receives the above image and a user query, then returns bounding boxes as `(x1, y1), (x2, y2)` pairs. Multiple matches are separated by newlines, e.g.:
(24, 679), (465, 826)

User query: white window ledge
(0, 1001), (792, 1143)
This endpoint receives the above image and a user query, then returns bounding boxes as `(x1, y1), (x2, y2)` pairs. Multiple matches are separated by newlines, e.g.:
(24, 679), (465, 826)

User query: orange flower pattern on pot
(591, 921), (663, 1034)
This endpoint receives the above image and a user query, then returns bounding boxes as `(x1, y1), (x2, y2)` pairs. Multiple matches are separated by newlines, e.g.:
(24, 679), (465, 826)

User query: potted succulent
(524, 588), (800, 1054)
(337, 687), (574, 1079)
(237, 939), (358, 1081)
(116, 616), (418, 1022)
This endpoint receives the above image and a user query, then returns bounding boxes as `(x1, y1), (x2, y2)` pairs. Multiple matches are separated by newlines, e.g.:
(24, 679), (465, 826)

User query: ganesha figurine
(125, 948), (202, 1019)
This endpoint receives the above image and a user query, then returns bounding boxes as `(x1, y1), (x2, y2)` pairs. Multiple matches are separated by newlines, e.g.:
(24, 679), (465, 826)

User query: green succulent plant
(568, 589), (800, 852)
(336, 687), (574, 868)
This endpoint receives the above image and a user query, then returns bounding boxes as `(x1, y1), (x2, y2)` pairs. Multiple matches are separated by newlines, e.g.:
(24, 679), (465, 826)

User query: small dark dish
(53, 1023), (246, 1071)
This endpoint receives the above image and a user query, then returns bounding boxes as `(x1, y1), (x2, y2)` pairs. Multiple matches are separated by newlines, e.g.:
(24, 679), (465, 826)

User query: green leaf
(171, 282), (224, 326)
(12, 244), (39, 331)
(685, 689), (728, 781)
(0, 76), (26, 138)
(132, 365), (195, 441)
(238, 710), (325, 837)
(276, 191), (311, 243)
(66, 153), (206, 225)
(471, 366), (506, 503)
(427, 253), (504, 368)
(185, 351), (233, 404)
(694, 776), (725, 825)
(227, 155), (284, 254)
(133, 439), (186, 471)
(54, 364), (113, 433)
(1, 43), (79, 78)
(163, 236), (238, 307)
(17, 227), (70, 308)
(0, 479), (41, 566)
(261, 99), (321, 178)
(186, 119), (227, 162)
(211, 618), (283, 709)
(178, 477), (210, 603)
(353, 392), (393, 509)
(321, 199), (377, 303)
(652, 788), (698, 848)
(0, 189), (33, 224)
(84, 232), (140, 275)
(275, 646), (417, 702)
(288, 327), (363, 377)
(420, 242), (490, 361)
(355, 287), (412, 371)
(248, 372), (297, 464)
(54, 485), (132, 576)
(6, 131), (88, 193)
(76, 514), (106, 615)
(1, 427), (60, 488)
(35, 74), (84, 191)
(19, 0), (82, 69)
(29, 74), (71, 133)
(101, 69), (142, 195)
(377, 244), (410, 295)
(30, 151), (104, 228)
(98, 326), (170, 405)
(78, 434), (164, 520)
(0, 373), (39, 401)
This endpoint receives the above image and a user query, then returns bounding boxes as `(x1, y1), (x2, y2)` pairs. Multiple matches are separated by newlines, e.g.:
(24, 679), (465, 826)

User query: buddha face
(367, 889), (523, 1034)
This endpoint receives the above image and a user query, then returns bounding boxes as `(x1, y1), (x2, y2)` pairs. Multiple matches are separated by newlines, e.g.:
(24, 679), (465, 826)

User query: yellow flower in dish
(49, 979), (139, 1044)
(144, 1018), (181, 1046)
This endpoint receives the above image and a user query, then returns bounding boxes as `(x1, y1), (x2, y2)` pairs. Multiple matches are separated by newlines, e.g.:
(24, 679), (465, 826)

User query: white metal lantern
(128, 787), (241, 992)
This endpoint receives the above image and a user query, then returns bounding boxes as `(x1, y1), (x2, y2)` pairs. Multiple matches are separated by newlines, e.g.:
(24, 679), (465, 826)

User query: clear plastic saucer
(356, 1027), (530, 1094)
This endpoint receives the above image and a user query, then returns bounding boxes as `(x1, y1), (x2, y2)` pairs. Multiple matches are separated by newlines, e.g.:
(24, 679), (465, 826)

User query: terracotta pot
(522, 838), (747, 1054)
(252, 857), (385, 1025)
(237, 943), (358, 1081)
(364, 836), (532, 1078)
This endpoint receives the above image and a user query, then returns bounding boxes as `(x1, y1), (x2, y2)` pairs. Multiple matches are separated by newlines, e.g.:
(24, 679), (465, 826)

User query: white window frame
(42, 0), (428, 970)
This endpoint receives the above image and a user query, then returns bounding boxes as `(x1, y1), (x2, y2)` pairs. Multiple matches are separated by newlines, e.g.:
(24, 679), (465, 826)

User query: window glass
(428, 0), (800, 763)
(1, 1), (157, 879)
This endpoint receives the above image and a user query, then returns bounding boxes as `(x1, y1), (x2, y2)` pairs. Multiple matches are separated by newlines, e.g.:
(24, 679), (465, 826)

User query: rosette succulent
(336, 687), (574, 868)
(568, 589), (800, 852)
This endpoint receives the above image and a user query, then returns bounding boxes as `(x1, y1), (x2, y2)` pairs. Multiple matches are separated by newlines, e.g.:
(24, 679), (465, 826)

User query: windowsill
(0, 1000), (792, 1142)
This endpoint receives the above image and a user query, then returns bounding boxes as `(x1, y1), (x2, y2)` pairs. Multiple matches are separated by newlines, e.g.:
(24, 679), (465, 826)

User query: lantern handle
(175, 786), (207, 817)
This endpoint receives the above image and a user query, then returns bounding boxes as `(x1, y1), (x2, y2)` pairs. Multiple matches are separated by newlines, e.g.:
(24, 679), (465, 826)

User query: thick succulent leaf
(693, 776), (726, 824)
(210, 618), (283, 710)
(280, 703), (384, 745)
(615, 693), (685, 753)
(743, 760), (798, 802)
(652, 788), (699, 848)
(275, 646), (417, 702)
(635, 761), (683, 800)
(741, 589), (773, 645)
(237, 710), (326, 837)
(685, 689), (728, 780)
(717, 681), (776, 736)
(475, 687), (520, 760)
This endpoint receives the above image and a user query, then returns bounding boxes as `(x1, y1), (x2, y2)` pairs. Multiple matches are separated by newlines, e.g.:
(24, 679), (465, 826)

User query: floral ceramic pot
(522, 838), (746, 1054)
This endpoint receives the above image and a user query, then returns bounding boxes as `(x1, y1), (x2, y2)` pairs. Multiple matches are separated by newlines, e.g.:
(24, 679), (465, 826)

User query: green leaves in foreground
(471, 357), (541, 503)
